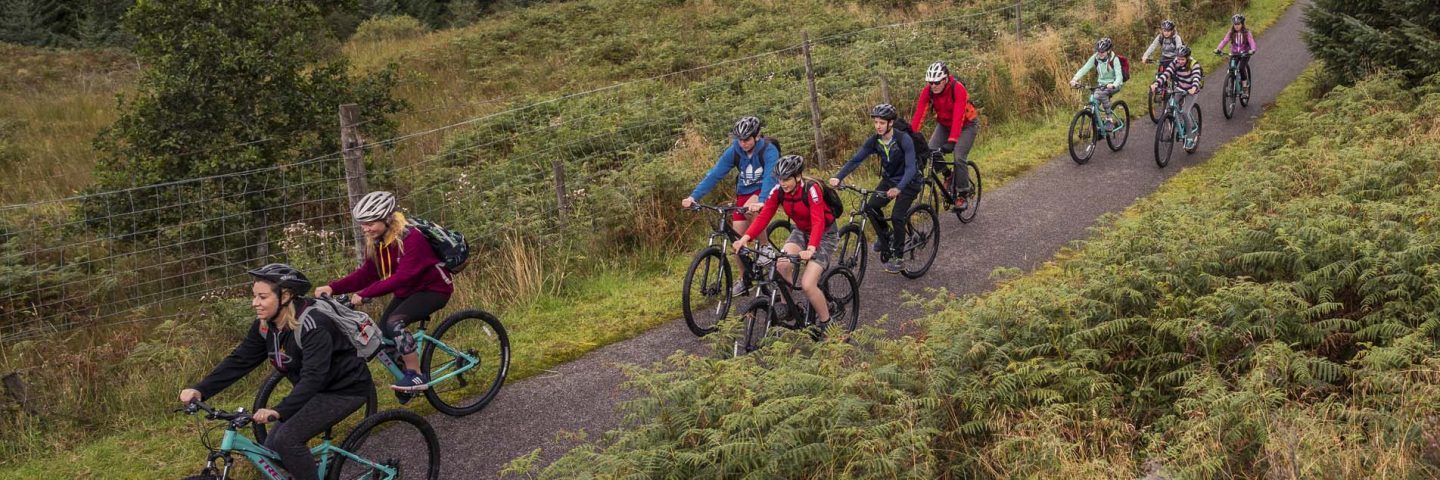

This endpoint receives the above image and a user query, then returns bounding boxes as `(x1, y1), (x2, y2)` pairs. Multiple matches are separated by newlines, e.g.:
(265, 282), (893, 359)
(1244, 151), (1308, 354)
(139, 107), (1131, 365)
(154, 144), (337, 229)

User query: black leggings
(865, 179), (924, 259)
(265, 393), (367, 480)
(379, 291), (450, 356)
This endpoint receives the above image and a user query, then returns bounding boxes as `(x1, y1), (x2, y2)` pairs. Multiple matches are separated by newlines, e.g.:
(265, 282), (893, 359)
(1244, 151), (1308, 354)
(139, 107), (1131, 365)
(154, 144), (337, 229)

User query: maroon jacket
(329, 227), (453, 299)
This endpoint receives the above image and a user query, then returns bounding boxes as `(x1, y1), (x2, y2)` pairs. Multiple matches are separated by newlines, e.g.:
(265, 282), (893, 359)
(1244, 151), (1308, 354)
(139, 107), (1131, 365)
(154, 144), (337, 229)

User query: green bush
(531, 70), (1440, 478)
(1305, 0), (1440, 86)
(352, 14), (427, 42)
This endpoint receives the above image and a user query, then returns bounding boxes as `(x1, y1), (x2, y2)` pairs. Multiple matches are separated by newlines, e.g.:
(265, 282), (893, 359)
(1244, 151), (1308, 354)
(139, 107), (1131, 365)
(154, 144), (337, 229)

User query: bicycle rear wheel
(822, 267), (860, 334)
(834, 223), (868, 284)
(1185, 104), (1202, 154)
(1067, 109), (1097, 164)
(421, 310), (510, 417)
(900, 204), (939, 279)
(682, 246), (732, 336)
(1222, 73), (1237, 119)
(1106, 101), (1130, 151)
(253, 370), (376, 444)
(328, 409), (440, 480)
(955, 161), (981, 224)
(734, 298), (775, 356)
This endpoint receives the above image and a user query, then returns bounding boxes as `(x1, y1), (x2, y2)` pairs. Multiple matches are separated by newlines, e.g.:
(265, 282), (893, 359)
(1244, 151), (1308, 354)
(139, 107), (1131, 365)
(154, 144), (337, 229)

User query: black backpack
(892, 118), (933, 159)
(799, 179), (845, 221)
(407, 218), (470, 274)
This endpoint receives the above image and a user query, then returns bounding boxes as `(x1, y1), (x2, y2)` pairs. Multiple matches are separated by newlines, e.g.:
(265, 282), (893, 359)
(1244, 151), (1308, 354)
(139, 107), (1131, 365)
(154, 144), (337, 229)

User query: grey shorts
(783, 223), (839, 269)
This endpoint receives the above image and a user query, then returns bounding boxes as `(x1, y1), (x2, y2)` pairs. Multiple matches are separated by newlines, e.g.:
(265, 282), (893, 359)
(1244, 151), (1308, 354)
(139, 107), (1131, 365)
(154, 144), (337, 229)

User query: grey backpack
(298, 297), (382, 358)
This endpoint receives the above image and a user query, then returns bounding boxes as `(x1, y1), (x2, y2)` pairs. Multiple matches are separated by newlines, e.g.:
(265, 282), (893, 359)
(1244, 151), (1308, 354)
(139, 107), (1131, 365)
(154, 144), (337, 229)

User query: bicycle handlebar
(177, 400), (254, 428)
(736, 245), (801, 263)
(837, 184), (883, 197)
(687, 202), (750, 215)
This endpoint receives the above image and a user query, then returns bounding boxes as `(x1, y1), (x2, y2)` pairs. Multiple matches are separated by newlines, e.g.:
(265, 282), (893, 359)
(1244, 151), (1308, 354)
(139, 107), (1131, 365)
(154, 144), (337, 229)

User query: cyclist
(315, 191), (451, 403)
(1215, 14), (1257, 99)
(1070, 37), (1126, 131)
(1150, 46), (1204, 149)
(910, 61), (979, 211)
(829, 104), (922, 275)
(1142, 20), (1186, 68)
(681, 115), (780, 296)
(732, 154), (837, 328)
(179, 264), (372, 480)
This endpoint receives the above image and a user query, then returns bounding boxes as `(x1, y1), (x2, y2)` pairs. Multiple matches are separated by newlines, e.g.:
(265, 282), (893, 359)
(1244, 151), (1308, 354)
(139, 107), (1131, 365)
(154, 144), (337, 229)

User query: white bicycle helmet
(925, 61), (949, 83)
(352, 191), (396, 222)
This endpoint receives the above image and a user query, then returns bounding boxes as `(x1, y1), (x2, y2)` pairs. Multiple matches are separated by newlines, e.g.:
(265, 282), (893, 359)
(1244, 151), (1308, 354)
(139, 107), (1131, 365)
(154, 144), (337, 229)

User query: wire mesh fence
(1, 0), (1178, 342)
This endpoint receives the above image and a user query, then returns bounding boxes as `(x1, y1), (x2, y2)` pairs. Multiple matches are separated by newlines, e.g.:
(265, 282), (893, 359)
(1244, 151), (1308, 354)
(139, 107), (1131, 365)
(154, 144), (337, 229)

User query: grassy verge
(534, 61), (1440, 478)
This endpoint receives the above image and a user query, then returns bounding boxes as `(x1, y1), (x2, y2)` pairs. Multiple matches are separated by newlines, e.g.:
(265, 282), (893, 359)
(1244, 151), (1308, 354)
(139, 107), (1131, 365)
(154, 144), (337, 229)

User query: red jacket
(746, 182), (832, 249)
(910, 77), (979, 143)
(330, 227), (454, 299)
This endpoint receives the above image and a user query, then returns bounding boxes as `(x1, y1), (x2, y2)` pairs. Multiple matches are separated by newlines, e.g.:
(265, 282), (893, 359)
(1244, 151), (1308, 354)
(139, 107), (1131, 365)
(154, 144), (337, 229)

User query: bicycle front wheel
(1240, 64), (1252, 107)
(328, 409), (441, 480)
(682, 246), (732, 336)
(765, 219), (792, 249)
(1068, 109), (1097, 164)
(253, 370), (376, 444)
(421, 310), (510, 417)
(1185, 104), (1203, 154)
(1222, 73), (1237, 119)
(834, 223), (868, 284)
(1154, 116), (1176, 168)
(900, 204), (940, 279)
(1147, 88), (1162, 123)
(822, 267), (861, 335)
(1106, 101), (1131, 152)
(734, 298), (775, 356)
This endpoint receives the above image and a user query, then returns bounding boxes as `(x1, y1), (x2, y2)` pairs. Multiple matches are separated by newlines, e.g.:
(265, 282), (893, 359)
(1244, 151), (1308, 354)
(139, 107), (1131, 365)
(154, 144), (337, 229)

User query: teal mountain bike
(1217, 52), (1253, 119)
(1067, 84), (1131, 164)
(254, 306), (509, 443)
(177, 400), (439, 480)
(1154, 87), (1203, 168)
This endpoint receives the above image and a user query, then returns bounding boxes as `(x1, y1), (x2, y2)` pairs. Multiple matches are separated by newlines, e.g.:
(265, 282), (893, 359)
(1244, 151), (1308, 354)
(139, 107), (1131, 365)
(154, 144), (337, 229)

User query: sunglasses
(928, 80), (944, 85)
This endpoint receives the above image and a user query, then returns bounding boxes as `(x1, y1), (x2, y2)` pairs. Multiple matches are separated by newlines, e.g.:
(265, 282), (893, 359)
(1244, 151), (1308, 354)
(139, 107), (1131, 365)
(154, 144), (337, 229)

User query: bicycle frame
(745, 247), (810, 329)
(1074, 85), (1117, 137)
(922, 152), (961, 206)
(1163, 90), (1195, 139)
(373, 324), (482, 387)
(187, 404), (396, 480)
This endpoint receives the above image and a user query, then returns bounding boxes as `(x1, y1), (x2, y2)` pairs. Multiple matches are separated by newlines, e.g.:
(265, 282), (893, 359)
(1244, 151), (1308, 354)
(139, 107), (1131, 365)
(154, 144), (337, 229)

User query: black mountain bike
(681, 203), (753, 336)
(732, 245), (860, 355)
(921, 151), (981, 223)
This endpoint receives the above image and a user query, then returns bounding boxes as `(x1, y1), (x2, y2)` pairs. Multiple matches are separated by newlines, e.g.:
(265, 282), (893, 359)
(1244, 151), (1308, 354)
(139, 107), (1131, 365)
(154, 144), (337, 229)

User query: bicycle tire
(421, 309), (510, 417)
(1147, 87), (1162, 124)
(734, 297), (774, 356)
(1222, 73), (1237, 119)
(1185, 104), (1202, 154)
(765, 219), (792, 249)
(252, 370), (377, 444)
(328, 409), (441, 480)
(1067, 109), (1097, 164)
(834, 223), (868, 284)
(822, 267), (860, 334)
(681, 246), (732, 336)
(900, 204), (939, 279)
(1155, 116), (1176, 168)
(1240, 64), (1252, 107)
(1106, 101), (1130, 152)
(954, 161), (981, 224)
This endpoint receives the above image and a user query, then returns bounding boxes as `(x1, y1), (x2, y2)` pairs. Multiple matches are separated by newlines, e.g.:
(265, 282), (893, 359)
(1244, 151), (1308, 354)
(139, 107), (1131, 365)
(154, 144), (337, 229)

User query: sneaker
(1183, 135), (1197, 150)
(730, 282), (750, 297)
(883, 259), (903, 274)
(391, 369), (430, 394)
(953, 196), (969, 211)
(807, 319), (830, 341)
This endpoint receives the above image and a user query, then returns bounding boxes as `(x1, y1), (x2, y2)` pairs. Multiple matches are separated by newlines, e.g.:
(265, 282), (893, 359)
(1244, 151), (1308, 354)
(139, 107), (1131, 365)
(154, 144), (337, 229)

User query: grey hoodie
(1143, 32), (1186, 63)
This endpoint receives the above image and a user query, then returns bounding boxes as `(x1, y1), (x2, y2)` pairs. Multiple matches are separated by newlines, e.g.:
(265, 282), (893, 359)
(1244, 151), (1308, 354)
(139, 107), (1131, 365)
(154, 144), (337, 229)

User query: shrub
(351, 14), (427, 42)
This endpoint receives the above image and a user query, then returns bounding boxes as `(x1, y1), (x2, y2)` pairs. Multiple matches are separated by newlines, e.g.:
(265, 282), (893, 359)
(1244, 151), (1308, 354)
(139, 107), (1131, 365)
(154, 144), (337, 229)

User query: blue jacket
(834, 131), (919, 189)
(690, 138), (780, 202)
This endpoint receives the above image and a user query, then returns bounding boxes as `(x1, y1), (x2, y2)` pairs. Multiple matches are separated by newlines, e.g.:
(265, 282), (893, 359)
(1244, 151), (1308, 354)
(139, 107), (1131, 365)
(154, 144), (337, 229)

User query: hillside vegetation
(530, 66), (1440, 479)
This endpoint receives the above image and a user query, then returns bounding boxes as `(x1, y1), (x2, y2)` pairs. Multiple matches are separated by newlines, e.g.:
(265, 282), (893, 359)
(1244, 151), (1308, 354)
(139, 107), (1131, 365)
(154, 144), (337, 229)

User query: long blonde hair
(363, 211), (408, 261)
(259, 281), (301, 332)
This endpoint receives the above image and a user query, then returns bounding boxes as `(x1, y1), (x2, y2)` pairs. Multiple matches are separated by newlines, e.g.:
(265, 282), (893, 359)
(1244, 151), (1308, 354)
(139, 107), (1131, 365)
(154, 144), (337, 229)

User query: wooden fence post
(1016, 0), (1024, 38)
(802, 31), (827, 168)
(880, 74), (892, 105)
(339, 104), (368, 261)
(553, 159), (570, 226)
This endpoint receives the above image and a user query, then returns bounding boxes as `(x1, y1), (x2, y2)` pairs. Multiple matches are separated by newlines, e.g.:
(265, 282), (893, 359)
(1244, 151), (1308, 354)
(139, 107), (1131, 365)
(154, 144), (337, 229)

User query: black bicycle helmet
(247, 263), (312, 296)
(774, 154), (805, 179)
(869, 103), (898, 121)
(1160, 20), (1175, 31)
(732, 116), (761, 139)
(1096, 37), (1114, 53)
(1176, 46), (1192, 57)
(1232, 14), (1246, 25)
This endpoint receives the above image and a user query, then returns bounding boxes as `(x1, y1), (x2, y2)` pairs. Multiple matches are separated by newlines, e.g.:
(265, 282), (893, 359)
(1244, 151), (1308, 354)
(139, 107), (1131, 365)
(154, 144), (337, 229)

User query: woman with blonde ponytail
(316, 191), (453, 403)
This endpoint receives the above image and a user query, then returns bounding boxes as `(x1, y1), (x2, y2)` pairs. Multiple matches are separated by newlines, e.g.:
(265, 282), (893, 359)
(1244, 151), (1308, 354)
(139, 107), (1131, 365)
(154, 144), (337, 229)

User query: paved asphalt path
(421, 2), (1315, 477)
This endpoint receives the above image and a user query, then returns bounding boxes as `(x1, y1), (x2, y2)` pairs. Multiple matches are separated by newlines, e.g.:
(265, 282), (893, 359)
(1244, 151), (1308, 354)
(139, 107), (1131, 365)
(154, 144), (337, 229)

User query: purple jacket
(330, 226), (454, 299)
(1217, 29), (1256, 54)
